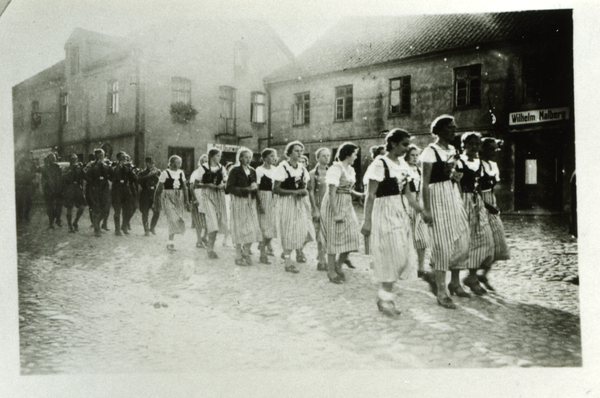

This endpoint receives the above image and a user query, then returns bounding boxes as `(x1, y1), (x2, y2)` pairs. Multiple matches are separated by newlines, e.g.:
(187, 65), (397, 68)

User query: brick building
(264, 10), (574, 215)
(13, 19), (294, 175)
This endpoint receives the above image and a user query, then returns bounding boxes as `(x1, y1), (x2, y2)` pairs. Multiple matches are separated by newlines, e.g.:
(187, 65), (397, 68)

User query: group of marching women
(34, 112), (509, 317)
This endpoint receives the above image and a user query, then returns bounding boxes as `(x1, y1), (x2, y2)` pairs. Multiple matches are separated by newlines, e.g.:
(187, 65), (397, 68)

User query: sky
(2, 0), (600, 395)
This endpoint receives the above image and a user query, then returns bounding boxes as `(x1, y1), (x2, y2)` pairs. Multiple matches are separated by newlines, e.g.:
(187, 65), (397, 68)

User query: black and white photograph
(1, 0), (598, 396)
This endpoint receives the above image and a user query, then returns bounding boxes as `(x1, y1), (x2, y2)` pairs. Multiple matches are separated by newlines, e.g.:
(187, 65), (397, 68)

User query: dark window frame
(293, 92), (310, 126)
(251, 91), (266, 124)
(172, 77), (192, 105)
(335, 85), (353, 122)
(454, 64), (481, 109)
(389, 76), (411, 117)
(107, 80), (119, 114)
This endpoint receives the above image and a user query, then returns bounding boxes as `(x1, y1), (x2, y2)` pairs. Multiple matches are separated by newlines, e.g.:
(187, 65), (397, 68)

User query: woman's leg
(378, 282), (400, 316)
(206, 231), (218, 258)
(284, 248), (299, 273)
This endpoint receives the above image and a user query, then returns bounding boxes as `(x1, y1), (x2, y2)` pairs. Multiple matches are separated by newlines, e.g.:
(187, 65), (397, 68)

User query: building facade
(13, 20), (295, 175)
(264, 10), (574, 215)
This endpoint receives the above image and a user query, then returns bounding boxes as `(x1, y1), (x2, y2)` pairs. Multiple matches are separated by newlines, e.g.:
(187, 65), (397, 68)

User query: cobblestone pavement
(17, 204), (581, 373)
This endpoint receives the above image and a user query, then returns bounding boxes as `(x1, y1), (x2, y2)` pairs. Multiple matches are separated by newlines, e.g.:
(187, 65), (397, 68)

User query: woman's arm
(307, 174), (319, 219)
(328, 184), (343, 222)
(361, 180), (379, 236)
(225, 168), (248, 197)
(421, 163), (433, 224)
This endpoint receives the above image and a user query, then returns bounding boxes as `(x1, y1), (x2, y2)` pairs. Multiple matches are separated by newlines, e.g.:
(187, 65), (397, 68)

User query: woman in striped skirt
(308, 147), (330, 271)
(320, 142), (363, 284)
(273, 141), (315, 274)
(420, 115), (470, 309)
(255, 148), (279, 264)
(362, 129), (431, 316)
(226, 147), (263, 266)
(478, 138), (510, 291)
(403, 145), (432, 278)
(190, 149), (228, 258)
(153, 155), (190, 251)
(455, 132), (495, 295)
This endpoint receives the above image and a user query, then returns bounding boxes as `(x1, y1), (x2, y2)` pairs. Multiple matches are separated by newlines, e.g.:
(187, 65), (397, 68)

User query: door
(513, 130), (563, 212)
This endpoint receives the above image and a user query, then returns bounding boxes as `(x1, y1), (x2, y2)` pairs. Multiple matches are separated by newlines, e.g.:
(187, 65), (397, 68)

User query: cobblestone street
(17, 204), (581, 373)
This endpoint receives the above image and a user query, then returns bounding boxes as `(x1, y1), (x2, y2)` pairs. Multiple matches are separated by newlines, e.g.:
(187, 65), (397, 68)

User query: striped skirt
(481, 190), (510, 263)
(230, 195), (262, 245)
(191, 205), (206, 231)
(161, 189), (185, 235)
(371, 195), (416, 283)
(278, 194), (315, 250)
(427, 180), (469, 271)
(404, 195), (431, 250)
(257, 190), (278, 239)
(461, 192), (495, 269)
(195, 188), (227, 234)
(320, 193), (360, 254)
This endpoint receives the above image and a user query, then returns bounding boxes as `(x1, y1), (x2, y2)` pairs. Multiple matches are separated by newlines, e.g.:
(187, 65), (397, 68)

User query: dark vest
(280, 163), (306, 190)
(479, 161), (497, 191)
(258, 170), (273, 191)
(429, 145), (455, 184)
(164, 170), (185, 190)
(201, 164), (223, 185)
(458, 159), (482, 194)
(375, 158), (401, 198)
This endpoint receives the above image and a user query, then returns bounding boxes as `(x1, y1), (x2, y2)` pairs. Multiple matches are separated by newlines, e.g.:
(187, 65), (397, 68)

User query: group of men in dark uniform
(21, 148), (162, 238)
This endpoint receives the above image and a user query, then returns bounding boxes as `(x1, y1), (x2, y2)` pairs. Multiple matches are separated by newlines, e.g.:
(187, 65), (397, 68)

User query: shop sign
(207, 143), (241, 153)
(509, 107), (569, 126)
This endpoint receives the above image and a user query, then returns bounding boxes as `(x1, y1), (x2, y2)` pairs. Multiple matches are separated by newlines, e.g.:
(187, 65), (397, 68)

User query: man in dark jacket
(111, 151), (137, 236)
(41, 153), (63, 228)
(85, 149), (113, 237)
(62, 154), (88, 232)
(137, 156), (161, 236)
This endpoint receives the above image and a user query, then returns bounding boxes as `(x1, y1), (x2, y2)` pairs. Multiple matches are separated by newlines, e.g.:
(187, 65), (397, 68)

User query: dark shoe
(68, 227), (75, 233)
(296, 251), (307, 263)
(55, 221), (63, 227)
(377, 300), (401, 317)
(328, 273), (343, 284)
(73, 222), (79, 232)
(94, 230), (101, 237)
(335, 262), (346, 281)
(235, 258), (249, 266)
(477, 275), (495, 291)
(343, 259), (355, 269)
(145, 231), (150, 237)
(196, 241), (205, 248)
(285, 264), (300, 274)
(242, 254), (253, 266)
(437, 296), (456, 309)
(316, 262), (327, 271)
(448, 283), (471, 298)
(259, 255), (271, 265)
(102, 225), (110, 231)
(208, 251), (219, 259)
(464, 279), (487, 296)
(122, 227), (129, 235)
(150, 228), (156, 235)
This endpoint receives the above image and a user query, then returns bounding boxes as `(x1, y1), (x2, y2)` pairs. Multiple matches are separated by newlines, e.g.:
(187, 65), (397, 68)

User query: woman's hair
(461, 131), (482, 150)
(300, 155), (309, 164)
(430, 114), (455, 136)
(261, 148), (276, 160)
(168, 155), (182, 167)
(336, 142), (359, 161)
(198, 154), (208, 166)
(315, 147), (330, 160)
(404, 144), (420, 161)
(385, 128), (411, 151)
(482, 137), (500, 149)
(94, 148), (105, 157)
(235, 147), (253, 165)
(370, 145), (386, 159)
(116, 151), (127, 161)
(207, 148), (221, 162)
(285, 140), (304, 157)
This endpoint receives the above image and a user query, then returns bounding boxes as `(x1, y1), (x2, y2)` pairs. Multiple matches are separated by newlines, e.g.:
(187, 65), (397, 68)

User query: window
(335, 85), (353, 121)
(522, 56), (557, 103)
(251, 92), (265, 123)
(60, 93), (69, 124)
(389, 76), (411, 116)
(31, 101), (41, 128)
(172, 77), (191, 104)
(108, 81), (119, 114)
(454, 64), (481, 108)
(293, 92), (310, 125)
(219, 86), (236, 134)
(70, 47), (79, 75)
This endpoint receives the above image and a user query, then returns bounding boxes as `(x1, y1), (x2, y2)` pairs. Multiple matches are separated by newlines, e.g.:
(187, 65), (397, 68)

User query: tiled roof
(265, 9), (571, 83)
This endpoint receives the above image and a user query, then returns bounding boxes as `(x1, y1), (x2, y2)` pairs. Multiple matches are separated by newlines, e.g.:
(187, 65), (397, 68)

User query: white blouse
(481, 160), (501, 182)
(420, 143), (458, 163)
(363, 155), (412, 189)
(273, 160), (310, 184)
(325, 161), (356, 186)
(255, 165), (279, 182)
(159, 169), (186, 189)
